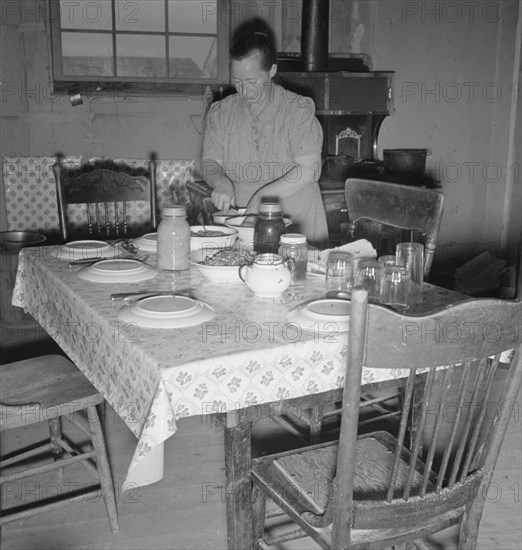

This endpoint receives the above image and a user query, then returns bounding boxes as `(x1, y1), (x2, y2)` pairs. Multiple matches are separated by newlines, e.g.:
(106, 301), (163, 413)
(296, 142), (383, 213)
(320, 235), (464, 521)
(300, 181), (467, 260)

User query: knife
(69, 255), (148, 268)
(68, 257), (104, 267)
(110, 289), (194, 301)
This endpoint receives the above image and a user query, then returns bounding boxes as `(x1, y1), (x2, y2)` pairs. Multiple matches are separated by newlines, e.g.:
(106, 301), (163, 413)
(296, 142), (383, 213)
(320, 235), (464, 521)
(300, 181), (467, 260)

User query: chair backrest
(344, 178), (444, 277)
(53, 158), (158, 242)
(331, 288), (521, 548)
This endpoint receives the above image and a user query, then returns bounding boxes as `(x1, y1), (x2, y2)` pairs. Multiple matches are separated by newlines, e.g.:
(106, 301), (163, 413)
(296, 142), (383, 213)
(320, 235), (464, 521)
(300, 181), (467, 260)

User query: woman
(201, 21), (329, 247)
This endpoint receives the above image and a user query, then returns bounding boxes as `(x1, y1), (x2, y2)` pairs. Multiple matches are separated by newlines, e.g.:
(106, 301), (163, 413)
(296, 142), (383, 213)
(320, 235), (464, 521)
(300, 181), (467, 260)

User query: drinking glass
(353, 259), (383, 303)
(396, 242), (424, 304)
(380, 265), (412, 311)
(378, 255), (401, 268)
(325, 251), (353, 299)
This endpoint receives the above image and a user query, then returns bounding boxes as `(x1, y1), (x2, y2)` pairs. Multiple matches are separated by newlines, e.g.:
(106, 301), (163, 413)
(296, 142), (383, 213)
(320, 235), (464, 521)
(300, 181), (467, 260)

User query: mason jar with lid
(278, 233), (308, 284)
(254, 202), (286, 254)
(157, 205), (190, 271)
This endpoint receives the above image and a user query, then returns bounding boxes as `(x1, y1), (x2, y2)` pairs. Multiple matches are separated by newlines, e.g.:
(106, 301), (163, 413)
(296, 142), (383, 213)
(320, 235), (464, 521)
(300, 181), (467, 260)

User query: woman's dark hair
(230, 17), (277, 71)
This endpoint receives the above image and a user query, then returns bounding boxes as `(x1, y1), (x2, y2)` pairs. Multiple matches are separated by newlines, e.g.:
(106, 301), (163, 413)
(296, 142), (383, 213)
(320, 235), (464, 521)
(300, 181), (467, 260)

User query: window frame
(48, 0), (231, 96)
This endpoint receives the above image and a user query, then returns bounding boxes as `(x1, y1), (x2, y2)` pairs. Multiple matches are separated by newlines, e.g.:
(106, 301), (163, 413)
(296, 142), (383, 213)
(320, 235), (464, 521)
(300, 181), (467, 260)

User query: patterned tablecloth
(12, 246), (464, 487)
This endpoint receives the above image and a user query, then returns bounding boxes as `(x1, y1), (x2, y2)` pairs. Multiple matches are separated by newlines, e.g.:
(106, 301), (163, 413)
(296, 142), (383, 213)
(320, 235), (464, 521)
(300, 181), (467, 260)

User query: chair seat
(1, 355), (103, 429)
(253, 431), (433, 520)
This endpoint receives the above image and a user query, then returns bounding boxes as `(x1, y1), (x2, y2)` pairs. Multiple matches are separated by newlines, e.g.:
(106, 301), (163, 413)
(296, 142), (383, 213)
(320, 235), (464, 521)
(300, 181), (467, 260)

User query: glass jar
(325, 251), (354, 299)
(157, 205), (190, 271)
(278, 233), (308, 284)
(254, 202), (286, 254)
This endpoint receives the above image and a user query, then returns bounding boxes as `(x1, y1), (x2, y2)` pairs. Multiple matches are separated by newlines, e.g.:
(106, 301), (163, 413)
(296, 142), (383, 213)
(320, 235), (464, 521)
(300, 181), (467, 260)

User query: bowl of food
(189, 225), (238, 252)
(194, 249), (257, 282)
(213, 208), (246, 225)
(224, 216), (292, 244)
(0, 231), (47, 250)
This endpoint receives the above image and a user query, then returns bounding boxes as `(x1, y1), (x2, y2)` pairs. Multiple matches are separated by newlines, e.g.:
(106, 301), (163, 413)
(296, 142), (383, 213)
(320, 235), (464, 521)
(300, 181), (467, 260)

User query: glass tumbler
(325, 251), (354, 299)
(380, 265), (412, 311)
(353, 259), (384, 303)
(396, 242), (424, 304)
(378, 255), (401, 268)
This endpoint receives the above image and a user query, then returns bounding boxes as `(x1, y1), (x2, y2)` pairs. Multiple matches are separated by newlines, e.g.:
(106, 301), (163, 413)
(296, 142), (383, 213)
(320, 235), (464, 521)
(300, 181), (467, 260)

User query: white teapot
(239, 254), (292, 298)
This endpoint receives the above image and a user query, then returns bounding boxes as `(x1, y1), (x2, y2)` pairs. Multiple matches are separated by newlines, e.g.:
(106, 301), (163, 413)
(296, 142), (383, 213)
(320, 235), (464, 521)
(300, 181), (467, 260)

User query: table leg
(223, 412), (253, 550)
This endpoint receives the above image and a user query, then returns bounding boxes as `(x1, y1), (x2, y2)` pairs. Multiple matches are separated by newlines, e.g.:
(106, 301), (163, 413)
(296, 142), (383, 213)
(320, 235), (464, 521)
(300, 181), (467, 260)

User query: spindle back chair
(251, 289), (521, 549)
(53, 158), (157, 242)
(344, 178), (444, 278)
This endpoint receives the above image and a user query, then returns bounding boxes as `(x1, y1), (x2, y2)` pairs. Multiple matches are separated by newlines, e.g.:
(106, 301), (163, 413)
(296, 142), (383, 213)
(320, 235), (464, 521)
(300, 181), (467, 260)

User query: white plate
(51, 240), (116, 261)
(287, 298), (351, 334)
(119, 295), (215, 328)
(77, 259), (157, 283)
(133, 233), (158, 252)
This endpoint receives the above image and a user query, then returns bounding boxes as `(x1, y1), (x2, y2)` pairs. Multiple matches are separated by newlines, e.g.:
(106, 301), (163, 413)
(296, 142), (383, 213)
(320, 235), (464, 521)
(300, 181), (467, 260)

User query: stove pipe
(301, 0), (330, 72)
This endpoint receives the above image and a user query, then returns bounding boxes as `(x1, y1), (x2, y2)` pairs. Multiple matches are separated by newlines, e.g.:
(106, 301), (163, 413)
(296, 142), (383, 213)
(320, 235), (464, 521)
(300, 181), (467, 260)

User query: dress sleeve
(202, 102), (224, 162)
(289, 97), (323, 159)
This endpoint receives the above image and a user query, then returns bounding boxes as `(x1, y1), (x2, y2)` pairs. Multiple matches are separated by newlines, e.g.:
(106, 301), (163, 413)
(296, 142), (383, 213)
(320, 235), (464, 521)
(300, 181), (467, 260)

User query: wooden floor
(1, 335), (521, 549)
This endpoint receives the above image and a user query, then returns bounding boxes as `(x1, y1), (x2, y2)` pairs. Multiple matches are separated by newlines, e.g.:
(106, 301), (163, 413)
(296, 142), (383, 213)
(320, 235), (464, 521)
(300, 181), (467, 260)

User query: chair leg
(252, 484), (267, 549)
(48, 418), (64, 479)
(86, 405), (119, 534)
(458, 501), (482, 550)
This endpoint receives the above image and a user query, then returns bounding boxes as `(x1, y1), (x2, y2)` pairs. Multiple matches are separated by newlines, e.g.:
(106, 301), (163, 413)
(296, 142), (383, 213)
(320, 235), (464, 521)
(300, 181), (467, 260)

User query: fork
(118, 239), (139, 255)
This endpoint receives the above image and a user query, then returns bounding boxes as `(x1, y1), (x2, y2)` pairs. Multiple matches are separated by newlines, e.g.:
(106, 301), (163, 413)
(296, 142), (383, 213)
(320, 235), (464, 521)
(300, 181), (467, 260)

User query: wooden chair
(53, 158), (157, 242)
(0, 355), (119, 533)
(343, 178), (444, 279)
(251, 289), (521, 549)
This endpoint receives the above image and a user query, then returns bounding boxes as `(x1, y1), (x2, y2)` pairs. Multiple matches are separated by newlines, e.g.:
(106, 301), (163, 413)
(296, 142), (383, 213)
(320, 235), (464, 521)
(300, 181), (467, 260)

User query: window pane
(61, 33), (113, 76)
(115, 0), (166, 32)
(59, 0), (112, 30)
(116, 35), (166, 77)
(169, 36), (216, 78)
(168, 0), (217, 34)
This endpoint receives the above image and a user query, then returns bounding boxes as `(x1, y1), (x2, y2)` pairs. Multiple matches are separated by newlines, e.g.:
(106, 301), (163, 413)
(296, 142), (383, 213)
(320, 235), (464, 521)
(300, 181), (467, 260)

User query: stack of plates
(287, 298), (351, 334)
(51, 240), (117, 261)
(77, 259), (157, 283)
(133, 233), (157, 253)
(119, 295), (215, 328)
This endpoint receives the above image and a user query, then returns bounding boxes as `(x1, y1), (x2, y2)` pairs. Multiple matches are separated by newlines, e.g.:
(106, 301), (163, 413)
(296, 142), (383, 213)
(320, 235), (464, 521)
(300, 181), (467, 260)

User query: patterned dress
(202, 83), (329, 245)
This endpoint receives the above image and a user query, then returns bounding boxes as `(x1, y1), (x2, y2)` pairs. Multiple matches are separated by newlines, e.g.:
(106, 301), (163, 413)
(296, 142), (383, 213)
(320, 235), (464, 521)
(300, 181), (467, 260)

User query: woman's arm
(244, 153), (322, 214)
(201, 159), (236, 212)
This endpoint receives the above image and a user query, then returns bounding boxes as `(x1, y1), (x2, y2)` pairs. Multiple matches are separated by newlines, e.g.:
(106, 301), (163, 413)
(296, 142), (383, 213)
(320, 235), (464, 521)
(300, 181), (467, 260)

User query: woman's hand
(244, 193), (261, 215)
(211, 183), (235, 212)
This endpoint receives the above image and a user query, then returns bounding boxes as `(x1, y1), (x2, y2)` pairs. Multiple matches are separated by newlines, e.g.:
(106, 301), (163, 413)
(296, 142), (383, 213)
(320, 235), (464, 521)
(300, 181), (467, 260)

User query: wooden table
(12, 245), (466, 549)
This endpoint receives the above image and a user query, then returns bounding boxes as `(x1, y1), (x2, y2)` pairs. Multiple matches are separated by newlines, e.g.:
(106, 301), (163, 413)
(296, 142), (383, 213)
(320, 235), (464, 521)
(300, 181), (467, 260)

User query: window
(49, 0), (231, 94)
(49, 0), (343, 96)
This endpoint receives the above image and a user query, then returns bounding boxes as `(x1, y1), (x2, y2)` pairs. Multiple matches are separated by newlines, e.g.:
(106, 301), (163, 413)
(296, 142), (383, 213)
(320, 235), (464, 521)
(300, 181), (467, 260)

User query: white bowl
(194, 262), (242, 283)
(224, 216), (292, 244)
(0, 231), (46, 250)
(213, 208), (246, 225)
(189, 225), (238, 252)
